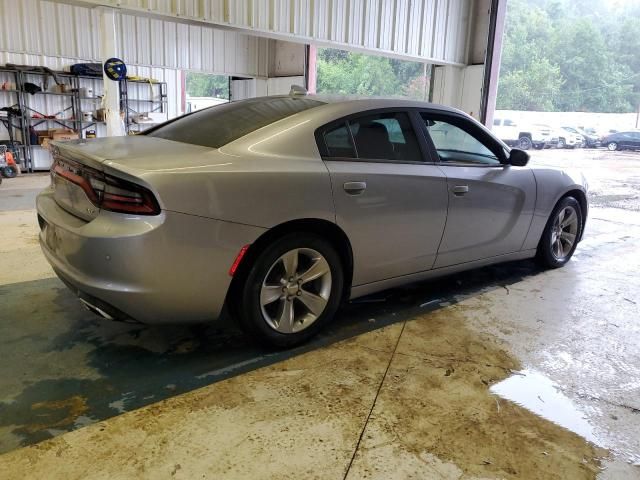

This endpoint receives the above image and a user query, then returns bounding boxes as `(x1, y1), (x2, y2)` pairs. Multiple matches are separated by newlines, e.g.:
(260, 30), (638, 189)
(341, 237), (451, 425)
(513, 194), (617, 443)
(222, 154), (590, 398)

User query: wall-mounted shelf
(0, 66), (167, 171)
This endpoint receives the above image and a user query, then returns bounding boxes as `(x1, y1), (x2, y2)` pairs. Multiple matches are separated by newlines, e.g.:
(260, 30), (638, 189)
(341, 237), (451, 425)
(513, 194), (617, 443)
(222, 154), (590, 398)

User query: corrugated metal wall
(5, 0), (471, 66)
(0, 0), (270, 76)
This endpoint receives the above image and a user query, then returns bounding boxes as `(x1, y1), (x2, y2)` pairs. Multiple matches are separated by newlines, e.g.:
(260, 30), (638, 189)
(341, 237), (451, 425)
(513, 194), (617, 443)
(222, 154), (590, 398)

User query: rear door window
(349, 112), (421, 162)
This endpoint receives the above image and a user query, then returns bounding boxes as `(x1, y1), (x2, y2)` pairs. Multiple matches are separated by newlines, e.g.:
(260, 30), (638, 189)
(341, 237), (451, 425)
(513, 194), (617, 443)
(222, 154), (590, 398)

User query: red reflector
(229, 245), (250, 276)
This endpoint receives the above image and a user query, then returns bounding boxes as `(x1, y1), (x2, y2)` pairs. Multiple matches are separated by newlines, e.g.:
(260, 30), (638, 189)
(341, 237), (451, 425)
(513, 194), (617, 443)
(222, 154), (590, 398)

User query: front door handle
(451, 185), (469, 196)
(343, 181), (367, 195)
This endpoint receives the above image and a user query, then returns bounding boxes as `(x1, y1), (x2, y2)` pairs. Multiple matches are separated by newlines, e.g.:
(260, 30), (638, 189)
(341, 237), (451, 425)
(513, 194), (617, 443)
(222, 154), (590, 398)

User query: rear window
(146, 97), (324, 148)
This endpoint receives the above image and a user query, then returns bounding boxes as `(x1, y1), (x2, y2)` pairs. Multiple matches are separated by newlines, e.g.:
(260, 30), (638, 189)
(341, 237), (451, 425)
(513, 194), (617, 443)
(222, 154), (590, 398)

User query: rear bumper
(37, 188), (266, 324)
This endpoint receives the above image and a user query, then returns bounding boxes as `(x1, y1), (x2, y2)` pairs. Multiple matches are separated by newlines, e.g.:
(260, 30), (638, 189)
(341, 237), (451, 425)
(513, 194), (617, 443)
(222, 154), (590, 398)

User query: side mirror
(508, 148), (529, 166)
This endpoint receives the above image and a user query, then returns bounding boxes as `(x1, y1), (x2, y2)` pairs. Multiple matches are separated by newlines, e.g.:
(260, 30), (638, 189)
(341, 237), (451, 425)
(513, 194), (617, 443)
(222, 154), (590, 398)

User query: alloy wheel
(260, 248), (332, 334)
(550, 206), (579, 261)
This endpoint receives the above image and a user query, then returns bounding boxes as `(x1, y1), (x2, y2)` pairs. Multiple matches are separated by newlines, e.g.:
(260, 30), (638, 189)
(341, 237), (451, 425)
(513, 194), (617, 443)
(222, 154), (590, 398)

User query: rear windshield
(146, 97), (324, 148)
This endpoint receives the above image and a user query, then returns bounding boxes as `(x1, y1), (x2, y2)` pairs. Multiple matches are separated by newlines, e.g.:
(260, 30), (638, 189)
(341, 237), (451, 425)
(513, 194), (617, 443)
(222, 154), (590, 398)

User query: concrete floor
(0, 148), (639, 479)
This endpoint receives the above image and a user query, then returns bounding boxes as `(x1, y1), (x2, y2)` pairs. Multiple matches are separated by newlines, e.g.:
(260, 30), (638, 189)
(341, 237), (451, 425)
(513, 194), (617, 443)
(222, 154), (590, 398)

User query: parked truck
(492, 117), (552, 150)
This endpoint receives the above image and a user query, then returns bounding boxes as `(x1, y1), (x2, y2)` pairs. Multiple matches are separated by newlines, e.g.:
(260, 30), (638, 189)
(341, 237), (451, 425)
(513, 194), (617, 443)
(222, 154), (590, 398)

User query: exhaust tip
(79, 298), (115, 320)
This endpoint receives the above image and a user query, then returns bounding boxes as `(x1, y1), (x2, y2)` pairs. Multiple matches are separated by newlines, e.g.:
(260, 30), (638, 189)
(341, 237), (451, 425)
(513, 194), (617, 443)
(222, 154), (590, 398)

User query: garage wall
(38, 0), (471, 65)
(0, 0), (269, 77)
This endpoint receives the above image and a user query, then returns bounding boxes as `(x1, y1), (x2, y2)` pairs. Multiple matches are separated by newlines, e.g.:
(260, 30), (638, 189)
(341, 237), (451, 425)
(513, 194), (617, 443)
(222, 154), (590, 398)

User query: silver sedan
(37, 96), (588, 347)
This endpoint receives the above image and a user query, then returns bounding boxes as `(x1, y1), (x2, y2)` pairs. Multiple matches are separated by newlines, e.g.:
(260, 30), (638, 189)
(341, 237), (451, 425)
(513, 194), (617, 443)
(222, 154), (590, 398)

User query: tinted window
(504, 119), (517, 126)
(147, 97), (324, 148)
(349, 112), (422, 162)
(493, 119), (501, 126)
(324, 123), (355, 158)
(421, 115), (500, 165)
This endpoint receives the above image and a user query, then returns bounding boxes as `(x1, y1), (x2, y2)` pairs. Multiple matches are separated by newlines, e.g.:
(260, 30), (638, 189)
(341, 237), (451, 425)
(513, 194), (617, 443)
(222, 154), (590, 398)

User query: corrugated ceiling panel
(432, 0), (449, 60)
(292, 0), (311, 37)
(330, 0), (348, 44)
(394, 0), (410, 53)
(378, 0), (394, 51)
(446, 0), (461, 61)
(0, 0), (471, 68)
(312, 0), (330, 40)
(406, 0), (423, 56)
(273, 0), (291, 34)
(362, 0), (380, 49)
(347, 0), (364, 46)
(420, 0), (436, 58)
(253, 0), (270, 30)
(229, 0), (250, 27)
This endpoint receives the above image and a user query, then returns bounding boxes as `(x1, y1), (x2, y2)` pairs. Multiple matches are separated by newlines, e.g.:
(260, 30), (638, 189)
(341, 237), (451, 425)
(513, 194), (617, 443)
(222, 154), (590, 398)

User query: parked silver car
(37, 96), (588, 347)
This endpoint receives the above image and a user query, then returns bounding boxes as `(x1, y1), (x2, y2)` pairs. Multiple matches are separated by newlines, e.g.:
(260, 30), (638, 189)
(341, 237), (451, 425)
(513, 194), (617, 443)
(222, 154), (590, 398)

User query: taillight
(52, 157), (160, 215)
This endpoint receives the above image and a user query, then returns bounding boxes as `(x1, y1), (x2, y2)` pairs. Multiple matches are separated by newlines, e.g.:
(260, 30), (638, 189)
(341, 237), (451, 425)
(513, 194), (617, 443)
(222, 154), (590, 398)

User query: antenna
(289, 85), (308, 97)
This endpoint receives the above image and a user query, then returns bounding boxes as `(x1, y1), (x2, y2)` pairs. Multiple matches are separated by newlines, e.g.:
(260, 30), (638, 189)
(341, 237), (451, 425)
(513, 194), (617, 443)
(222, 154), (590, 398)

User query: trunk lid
(50, 136), (213, 220)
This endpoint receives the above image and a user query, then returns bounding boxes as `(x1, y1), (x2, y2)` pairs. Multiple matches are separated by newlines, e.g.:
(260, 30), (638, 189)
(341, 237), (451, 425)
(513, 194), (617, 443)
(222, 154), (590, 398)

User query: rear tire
(536, 196), (582, 269)
(557, 138), (566, 149)
(607, 142), (618, 151)
(236, 233), (344, 348)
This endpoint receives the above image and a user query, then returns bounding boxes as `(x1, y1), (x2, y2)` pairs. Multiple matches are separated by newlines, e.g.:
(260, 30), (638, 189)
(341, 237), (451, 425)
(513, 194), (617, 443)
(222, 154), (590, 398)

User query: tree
(316, 48), (428, 99)
(186, 72), (229, 99)
(497, 0), (639, 113)
(497, 58), (564, 111)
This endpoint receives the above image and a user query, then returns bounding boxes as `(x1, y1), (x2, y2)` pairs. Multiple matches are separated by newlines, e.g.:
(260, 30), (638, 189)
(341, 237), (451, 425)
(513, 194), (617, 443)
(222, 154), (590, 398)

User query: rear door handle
(343, 181), (367, 195)
(451, 185), (469, 196)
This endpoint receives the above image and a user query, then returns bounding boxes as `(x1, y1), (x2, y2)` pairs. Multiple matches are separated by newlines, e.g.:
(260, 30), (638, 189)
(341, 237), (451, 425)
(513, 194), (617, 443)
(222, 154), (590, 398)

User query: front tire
(607, 142), (618, 151)
(536, 196), (582, 269)
(236, 233), (344, 348)
(518, 135), (533, 150)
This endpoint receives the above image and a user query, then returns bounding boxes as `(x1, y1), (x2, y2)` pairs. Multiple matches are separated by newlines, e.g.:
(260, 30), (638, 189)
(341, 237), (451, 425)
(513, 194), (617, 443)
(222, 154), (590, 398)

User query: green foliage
(185, 72), (229, 99)
(498, 0), (639, 113)
(317, 49), (429, 100)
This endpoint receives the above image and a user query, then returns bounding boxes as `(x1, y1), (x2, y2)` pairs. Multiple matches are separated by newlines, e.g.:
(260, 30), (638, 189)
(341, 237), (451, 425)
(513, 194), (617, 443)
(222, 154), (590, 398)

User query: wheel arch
(227, 218), (354, 305)
(558, 189), (588, 242)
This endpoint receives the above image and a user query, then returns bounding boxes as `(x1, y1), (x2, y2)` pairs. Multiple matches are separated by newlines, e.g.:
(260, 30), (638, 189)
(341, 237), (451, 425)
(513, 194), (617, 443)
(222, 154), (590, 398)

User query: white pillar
(99, 7), (125, 137)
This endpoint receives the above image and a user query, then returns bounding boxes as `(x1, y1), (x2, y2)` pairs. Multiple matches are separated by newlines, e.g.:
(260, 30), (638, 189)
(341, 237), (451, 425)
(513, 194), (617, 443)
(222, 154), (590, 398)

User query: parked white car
(492, 118), (552, 150)
(557, 127), (583, 149)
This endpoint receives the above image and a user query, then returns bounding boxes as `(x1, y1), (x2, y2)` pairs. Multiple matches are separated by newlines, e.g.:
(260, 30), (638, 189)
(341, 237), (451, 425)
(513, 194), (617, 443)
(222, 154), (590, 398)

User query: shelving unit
(0, 67), (167, 172)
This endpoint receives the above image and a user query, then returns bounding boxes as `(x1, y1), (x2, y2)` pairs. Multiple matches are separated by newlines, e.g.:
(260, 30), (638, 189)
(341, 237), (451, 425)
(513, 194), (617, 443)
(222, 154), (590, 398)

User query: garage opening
(184, 72), (229, 113)
(493, 0), (640, 150)
(315, 48), (432, 101)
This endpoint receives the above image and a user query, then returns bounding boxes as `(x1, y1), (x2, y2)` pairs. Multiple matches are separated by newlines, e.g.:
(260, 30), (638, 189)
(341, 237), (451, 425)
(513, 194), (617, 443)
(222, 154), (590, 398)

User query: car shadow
(0, 259), (542, 453)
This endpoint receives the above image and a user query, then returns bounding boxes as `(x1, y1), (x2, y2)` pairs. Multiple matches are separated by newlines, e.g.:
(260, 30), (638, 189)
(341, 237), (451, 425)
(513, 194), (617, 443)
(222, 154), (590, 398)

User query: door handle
(451, 185), (469, 196)
(343, 181), (367, 195)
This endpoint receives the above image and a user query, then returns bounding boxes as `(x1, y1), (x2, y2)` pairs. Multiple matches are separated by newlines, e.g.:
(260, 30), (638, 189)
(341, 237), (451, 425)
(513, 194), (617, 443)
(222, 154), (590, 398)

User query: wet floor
(1, 151), (640, 478)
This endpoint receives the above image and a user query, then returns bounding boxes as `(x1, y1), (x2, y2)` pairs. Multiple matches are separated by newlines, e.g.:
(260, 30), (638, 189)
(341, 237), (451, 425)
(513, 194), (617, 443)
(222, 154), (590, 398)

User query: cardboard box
(36, 130), (50, 145)
(50, 129), (79, 142)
